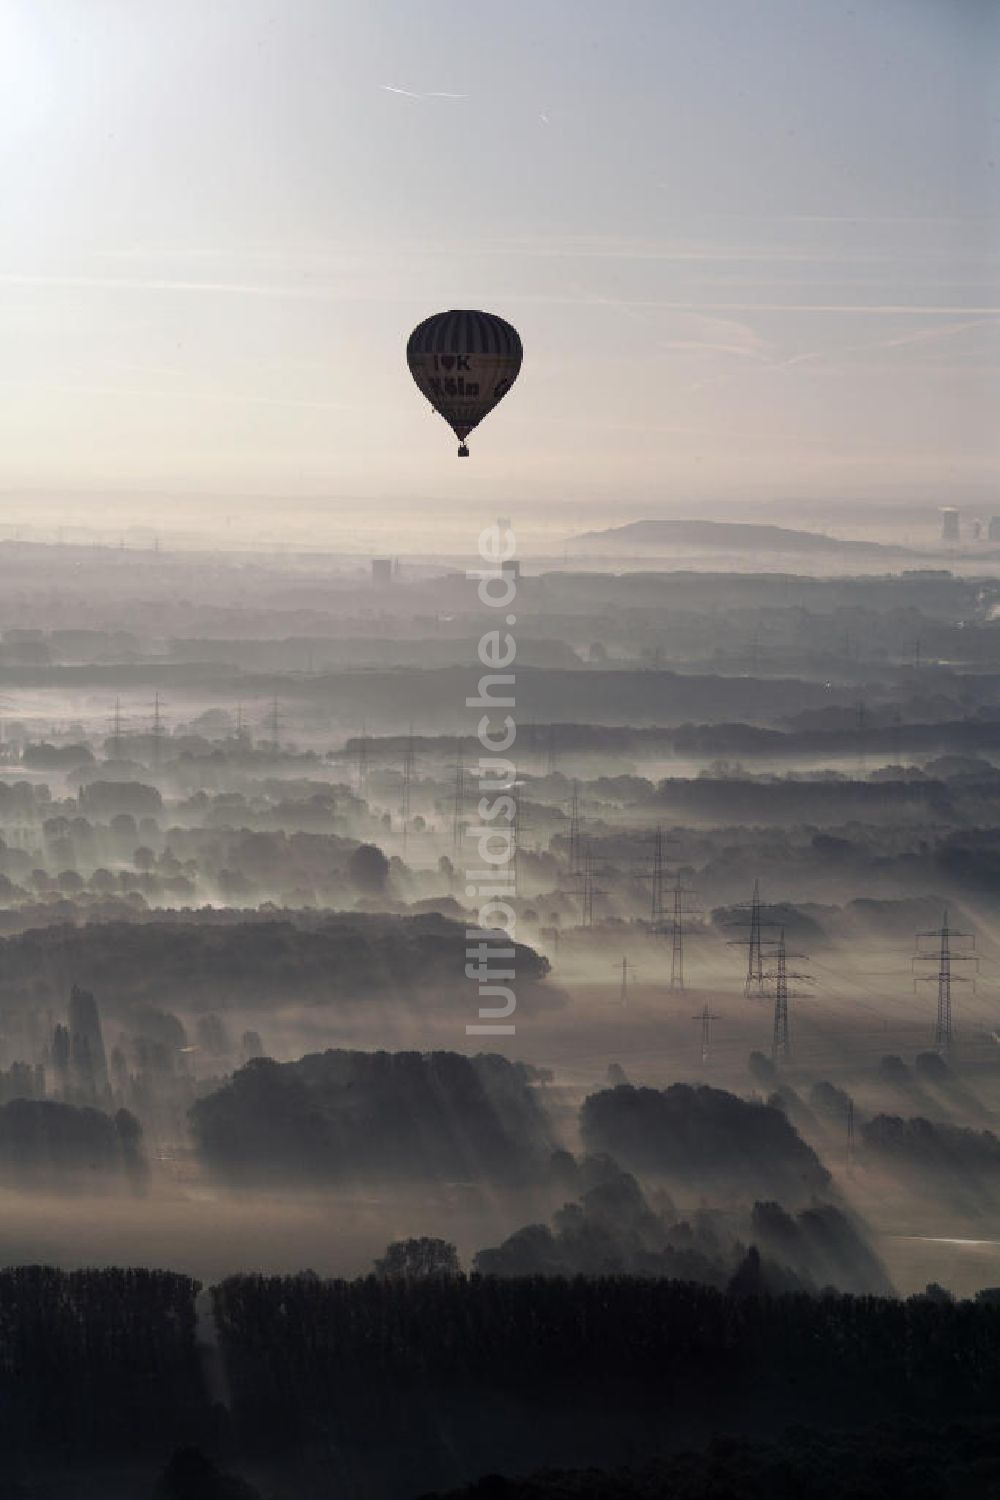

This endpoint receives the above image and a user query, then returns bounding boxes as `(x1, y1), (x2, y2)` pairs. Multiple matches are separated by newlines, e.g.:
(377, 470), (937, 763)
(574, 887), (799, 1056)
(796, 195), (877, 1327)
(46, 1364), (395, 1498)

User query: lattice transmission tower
(727, 878), (773, 998)
(692, 1004), (721, 1064)
(762, 928), (813, 1063)
(913, 908), (977, 1051)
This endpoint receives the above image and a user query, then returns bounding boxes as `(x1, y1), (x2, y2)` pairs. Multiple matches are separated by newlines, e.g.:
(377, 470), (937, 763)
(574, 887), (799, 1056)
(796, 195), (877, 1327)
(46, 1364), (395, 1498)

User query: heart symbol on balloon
(440, 356), (455, 371)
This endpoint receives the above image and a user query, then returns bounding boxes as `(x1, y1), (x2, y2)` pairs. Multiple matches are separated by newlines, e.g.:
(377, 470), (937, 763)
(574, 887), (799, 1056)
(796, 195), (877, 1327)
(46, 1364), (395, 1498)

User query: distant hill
(573, 518), (906, 554)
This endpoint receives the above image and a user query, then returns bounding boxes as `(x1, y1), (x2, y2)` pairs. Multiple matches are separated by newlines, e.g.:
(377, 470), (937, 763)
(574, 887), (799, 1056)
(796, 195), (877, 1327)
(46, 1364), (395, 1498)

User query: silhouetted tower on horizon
(846, 1097), (856, 1176)
(914, 908), (976, 1051)
(693, 1004), (720, 1064)
(763, 928), (812, 1063)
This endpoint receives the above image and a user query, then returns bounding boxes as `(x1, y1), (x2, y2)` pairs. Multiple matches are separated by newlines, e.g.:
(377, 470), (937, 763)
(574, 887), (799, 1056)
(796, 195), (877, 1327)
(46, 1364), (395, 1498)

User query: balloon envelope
(407, 310), (522, 453)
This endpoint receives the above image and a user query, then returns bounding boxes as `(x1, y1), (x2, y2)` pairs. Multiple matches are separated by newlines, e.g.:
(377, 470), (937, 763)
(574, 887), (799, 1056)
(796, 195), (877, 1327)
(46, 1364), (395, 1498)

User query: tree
(374, 1237), (461, 1281)
(347, 842), (390, 894)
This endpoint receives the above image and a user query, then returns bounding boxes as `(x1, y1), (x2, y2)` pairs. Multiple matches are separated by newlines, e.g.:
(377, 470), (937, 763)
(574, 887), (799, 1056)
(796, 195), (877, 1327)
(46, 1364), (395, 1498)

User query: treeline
(212, 1273), (1000, 1495)
(191, 1050), (556, 1185)
(580, 1083), (829, 1203)
(0, 913), (551, 1015)
(0, 1266), (207, 1460)
(0, 1267), (999, 1493)
(0, 1099), (144, 1186)
(474, 1161), (891, 1296)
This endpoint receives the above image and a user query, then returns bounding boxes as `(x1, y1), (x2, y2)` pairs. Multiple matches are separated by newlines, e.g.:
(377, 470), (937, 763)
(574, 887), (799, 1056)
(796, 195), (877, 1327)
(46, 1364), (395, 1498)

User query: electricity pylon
(266, 696), (281, 750)
(762, 928), (813, 1063)
(634, 826), (679, 927)
(728, 878), (772, 997)
(914, 908), (977, 1051)
(567, 781), (583, 881)
(667, 875), (700, 992)
(450, 742), (465, 849)
(151, 691), (166, 768)
(400, 726), (416, 847)
(354, 722), (370, 800)
(616, 956), (636, 1007)
(577, 839), (609, 928)
(109, 697), (124, 759)
(692, 1004), (721, 1063)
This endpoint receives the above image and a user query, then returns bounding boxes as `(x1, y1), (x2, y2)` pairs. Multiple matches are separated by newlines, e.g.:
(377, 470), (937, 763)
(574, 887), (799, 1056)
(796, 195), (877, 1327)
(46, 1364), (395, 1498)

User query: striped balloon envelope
(406, 310), (523, 456)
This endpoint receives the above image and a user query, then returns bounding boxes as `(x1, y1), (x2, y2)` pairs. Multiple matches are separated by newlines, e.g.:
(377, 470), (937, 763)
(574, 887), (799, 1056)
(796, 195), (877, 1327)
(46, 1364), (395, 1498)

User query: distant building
(941, 507), (960, 542)
(988, 517), (1000, 542)
(371, 557), (392, 587)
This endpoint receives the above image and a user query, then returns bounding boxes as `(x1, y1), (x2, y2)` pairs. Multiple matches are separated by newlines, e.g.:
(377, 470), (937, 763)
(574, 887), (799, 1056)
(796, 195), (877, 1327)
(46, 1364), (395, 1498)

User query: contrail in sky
(380, 84), (466, 100)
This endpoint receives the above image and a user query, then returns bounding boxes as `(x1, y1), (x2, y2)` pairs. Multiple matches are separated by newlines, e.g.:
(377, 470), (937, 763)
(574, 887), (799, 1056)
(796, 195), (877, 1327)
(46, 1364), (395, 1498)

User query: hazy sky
(0, 0), (997, 526)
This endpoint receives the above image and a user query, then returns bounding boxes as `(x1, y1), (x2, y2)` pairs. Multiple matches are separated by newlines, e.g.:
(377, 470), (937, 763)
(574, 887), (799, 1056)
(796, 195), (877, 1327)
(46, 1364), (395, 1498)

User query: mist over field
(5, 500), (1000, 1497)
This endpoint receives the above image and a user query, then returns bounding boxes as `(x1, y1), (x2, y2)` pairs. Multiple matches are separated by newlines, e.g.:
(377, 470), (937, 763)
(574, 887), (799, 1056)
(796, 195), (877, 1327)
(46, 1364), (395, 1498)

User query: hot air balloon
(406, 310), (522, 456)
